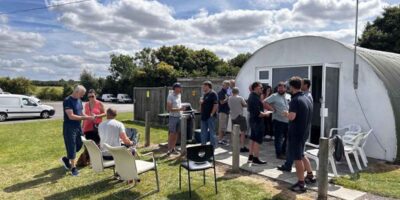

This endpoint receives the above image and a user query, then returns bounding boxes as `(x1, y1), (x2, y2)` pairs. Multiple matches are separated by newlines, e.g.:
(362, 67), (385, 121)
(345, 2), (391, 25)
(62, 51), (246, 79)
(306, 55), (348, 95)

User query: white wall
(236, 36), (397, 161)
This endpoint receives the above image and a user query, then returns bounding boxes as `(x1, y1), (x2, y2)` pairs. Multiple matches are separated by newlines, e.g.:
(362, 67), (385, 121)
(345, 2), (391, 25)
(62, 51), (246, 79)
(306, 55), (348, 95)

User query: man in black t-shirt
(200, 81), (218, 148)
(247, 82), (270, 165)
(283, 77), (314, 192)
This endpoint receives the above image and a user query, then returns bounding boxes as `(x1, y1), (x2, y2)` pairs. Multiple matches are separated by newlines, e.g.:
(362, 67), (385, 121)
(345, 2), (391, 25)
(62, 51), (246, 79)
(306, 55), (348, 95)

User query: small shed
(236, 36), (400, 162)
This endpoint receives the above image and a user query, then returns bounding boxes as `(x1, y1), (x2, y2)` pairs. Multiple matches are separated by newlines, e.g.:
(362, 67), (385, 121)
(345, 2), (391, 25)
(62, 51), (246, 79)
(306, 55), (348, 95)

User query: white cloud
(250, 0), (295, 9)
(72, 41), (99, 49)
(0, 58), (26, 72)
(0, 26), (45, 54)
(0, 0), (393, 80)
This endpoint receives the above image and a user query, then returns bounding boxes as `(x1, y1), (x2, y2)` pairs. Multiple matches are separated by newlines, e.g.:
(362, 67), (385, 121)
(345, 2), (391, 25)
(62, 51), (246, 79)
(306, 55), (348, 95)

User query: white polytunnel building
(236, 36), (400, 162)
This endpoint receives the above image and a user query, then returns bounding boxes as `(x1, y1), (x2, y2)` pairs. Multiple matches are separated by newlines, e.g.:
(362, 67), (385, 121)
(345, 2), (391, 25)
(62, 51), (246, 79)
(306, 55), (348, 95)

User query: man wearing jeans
(60, 85), (95, 176)
(264, 82), (290, 159)
(200, 81), (218, 148)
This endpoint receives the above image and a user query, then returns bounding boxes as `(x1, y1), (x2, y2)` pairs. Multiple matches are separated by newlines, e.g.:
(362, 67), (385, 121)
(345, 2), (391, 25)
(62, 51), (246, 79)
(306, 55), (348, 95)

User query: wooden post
(232, 124), (240, 173)
(145, 111), (150, 147)
(180, 114), (188, 155)
(317, 137), (329, 200)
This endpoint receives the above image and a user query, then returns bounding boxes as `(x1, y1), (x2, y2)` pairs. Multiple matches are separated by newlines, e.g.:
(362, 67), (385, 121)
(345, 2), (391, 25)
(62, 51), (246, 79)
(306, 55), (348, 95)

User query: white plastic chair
(104, 143), (160, 196)
(343, 133), (365, 173)
(304, 140), (338, 176)
(329, 124), (362, 137)
(81, 136), (115, 173)
(343, 129), (373, 168)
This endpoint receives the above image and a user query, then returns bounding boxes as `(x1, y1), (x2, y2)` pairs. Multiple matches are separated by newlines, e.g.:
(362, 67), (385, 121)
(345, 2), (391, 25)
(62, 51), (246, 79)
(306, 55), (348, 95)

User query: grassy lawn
(34, 86), (63, 95)
(333, 162), (400, 199)
(0, 112), (293, 200)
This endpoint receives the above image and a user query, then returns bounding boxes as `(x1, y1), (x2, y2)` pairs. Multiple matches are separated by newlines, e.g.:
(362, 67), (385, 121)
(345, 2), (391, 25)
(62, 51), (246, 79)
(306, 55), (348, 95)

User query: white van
(101, 94), (117, 102)
(117, 94), (132, 103)
(0, 94), (55, 121)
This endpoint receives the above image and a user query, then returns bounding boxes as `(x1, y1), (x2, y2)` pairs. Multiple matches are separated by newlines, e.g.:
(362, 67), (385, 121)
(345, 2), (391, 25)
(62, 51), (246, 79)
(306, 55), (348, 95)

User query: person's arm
(210, 93), (218, 116)
(167, 101), (184, 112)
(219, 92), (228, 105)
(65, 109), (93, 121)
(96, 102), (106, 118)
(283, 100), (297, 121)
(263, 95), (275, 111)
(241, 98), (248, 107)
(119, 132), (133, 146)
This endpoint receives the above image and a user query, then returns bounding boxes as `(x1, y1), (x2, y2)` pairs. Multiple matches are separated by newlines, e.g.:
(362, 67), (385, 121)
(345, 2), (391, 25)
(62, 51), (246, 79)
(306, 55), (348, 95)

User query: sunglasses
(88, 96), (95, 98)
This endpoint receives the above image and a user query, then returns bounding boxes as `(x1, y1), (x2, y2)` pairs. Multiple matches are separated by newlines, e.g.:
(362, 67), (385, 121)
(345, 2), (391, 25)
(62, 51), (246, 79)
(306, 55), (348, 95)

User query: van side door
(21, 97), (41, 117)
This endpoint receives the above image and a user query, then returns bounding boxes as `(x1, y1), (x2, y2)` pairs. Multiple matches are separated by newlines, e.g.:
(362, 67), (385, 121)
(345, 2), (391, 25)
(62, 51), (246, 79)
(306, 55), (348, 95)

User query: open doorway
(310, 66), (322, 144)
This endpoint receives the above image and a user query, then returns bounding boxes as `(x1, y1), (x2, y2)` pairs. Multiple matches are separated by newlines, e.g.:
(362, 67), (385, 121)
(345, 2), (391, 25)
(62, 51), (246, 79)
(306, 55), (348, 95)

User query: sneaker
(60, 157), (71, 170)
(71, 167), (79, 176)
(277, 165), (292, 172)
(240, 147), (250, 153)
(290, 182), (307, 193)
(305, 175), (317, 184)
(171, 148), (180, 155)
(218, 140), (229, 146)
(247, 155), (253, 163)
(252, 157), (267, 165)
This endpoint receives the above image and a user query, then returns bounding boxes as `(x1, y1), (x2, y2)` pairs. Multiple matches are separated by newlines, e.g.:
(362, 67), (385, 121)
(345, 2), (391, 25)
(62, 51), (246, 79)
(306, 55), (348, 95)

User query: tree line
(80, 45), (252, 98)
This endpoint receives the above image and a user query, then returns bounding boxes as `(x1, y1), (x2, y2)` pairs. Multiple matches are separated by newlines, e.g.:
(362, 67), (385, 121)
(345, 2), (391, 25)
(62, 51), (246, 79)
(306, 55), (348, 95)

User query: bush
(36, 87), (63, 101)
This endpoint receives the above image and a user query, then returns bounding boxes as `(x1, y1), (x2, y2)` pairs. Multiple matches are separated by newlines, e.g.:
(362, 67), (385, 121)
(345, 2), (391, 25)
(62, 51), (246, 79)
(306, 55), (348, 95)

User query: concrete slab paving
(213, 140), (367, 200)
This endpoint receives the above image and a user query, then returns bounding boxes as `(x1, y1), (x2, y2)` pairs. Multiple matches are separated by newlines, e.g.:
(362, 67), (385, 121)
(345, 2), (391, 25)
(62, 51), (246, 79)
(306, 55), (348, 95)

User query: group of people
(61, 77), (314, 192)
(60, 85), (134, 176)
(166, 77), (315, 192)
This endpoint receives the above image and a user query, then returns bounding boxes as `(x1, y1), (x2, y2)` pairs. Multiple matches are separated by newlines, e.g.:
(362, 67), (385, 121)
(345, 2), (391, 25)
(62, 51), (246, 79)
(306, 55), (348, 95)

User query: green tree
(134, 48), (157, 69)
(62, 83), (73, 98)
(215, 62), (241, 76)
(358, 5), (400, 53)
(0, 77), (35, 94)
(229, 52), (252, 68)
(109, 54), (136, 80)
(190, 49), (221, 75)
(155, 45), (196, 72)
(80, 69), (99, 97)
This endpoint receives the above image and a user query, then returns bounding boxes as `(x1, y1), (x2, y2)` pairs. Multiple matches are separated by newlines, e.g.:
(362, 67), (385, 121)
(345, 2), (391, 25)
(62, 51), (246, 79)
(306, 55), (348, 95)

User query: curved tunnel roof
(355, 46), (400, 162)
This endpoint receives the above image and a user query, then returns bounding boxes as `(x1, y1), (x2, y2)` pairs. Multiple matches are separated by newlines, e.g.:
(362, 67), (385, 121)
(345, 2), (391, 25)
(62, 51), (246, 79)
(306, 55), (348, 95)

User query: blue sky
(0, 0), (397, 80)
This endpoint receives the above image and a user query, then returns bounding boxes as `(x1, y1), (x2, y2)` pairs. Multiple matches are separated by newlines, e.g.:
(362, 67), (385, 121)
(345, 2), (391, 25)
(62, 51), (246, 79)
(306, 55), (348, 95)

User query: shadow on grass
(4, 167), (65, 193)
(43, 178), (118, 200)
(166, 190), (202, 200)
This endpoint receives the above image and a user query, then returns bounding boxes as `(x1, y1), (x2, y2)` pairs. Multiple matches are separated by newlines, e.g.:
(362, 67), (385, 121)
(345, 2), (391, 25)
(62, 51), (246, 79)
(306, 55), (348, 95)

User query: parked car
(101, 94), (117, 102)
(117, 94), (132, 103)
(0, 94), (55, 121)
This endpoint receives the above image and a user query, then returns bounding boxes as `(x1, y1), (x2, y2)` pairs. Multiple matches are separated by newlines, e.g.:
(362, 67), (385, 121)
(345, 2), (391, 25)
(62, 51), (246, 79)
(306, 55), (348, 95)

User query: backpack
(332, 135), (344, 162)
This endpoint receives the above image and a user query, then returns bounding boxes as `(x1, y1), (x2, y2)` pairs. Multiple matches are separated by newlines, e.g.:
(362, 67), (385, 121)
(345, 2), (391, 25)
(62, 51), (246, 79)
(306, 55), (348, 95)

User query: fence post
(232, 124), (240, 173)
(318, 137), (329, 200)
(145, 111), (151, 147)
(180, 114), (188, 155)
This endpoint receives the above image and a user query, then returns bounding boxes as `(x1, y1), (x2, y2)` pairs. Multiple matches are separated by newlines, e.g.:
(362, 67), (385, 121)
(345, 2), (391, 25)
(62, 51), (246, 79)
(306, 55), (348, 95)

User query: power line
(0, 0), (92, 16)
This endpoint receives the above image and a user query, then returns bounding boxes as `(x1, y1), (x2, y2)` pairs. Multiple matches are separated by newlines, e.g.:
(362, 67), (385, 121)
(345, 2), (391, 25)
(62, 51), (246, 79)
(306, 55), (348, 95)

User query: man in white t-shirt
(228, 87), (249, 152)
(98, 108), (133, 159)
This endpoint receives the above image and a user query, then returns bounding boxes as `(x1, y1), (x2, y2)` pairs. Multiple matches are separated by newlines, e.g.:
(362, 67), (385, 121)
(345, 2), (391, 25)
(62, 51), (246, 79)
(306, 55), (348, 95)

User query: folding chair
(179, 144), (217, 198)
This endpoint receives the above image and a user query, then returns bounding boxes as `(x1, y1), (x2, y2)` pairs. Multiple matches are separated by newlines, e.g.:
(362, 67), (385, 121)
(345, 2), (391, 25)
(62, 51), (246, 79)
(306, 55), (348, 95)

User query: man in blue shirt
(200, 81), (218, 148)
(283, 77), (314, 192)
(60, 85), (95, 176)
(247, 82), (270, 165)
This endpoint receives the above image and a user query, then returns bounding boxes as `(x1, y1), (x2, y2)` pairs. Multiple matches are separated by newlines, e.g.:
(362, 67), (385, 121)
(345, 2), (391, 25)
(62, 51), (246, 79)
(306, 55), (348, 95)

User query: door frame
(321, 63), (341, 138)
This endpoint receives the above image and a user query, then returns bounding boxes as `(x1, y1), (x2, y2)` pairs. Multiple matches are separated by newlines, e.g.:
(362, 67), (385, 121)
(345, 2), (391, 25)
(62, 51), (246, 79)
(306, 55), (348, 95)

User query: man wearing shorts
(283, 77), (314, 192)
(228, 87), (249, 152)
(60, 85), (95, 176)
(218, 80), (230, 146)
(167, 82), (184, 155)
(247, 82), (270, 165)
